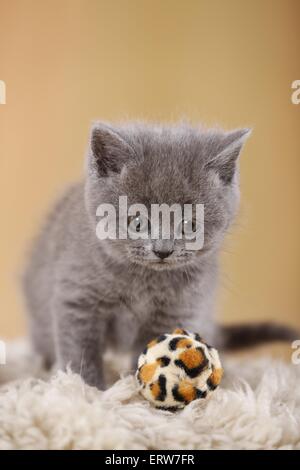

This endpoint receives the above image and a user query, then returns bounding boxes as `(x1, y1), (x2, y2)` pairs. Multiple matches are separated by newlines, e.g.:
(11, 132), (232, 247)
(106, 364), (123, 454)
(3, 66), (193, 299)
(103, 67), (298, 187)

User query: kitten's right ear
(205, 128), (251, 185)
(89, 123), (132, 177)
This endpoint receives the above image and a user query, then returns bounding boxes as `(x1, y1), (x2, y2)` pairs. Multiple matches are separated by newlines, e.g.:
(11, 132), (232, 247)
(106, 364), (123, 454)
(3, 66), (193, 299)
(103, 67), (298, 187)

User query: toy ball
(136, 328), (223, 410)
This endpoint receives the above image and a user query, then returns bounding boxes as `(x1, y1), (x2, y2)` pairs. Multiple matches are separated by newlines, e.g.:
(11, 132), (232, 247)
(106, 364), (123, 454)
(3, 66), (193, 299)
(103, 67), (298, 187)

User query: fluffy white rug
(0, 340), (299, 450)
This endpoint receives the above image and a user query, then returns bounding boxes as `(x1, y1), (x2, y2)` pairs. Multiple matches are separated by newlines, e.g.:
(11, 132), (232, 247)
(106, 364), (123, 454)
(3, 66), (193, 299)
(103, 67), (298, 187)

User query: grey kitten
(22, 122), (297, 389)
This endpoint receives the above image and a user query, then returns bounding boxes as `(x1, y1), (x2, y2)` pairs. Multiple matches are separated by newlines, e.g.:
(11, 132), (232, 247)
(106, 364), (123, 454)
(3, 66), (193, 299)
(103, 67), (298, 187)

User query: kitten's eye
(128, 215), (141, 232)
(128, 215), (150, 234)
(179, 219), (197, 238)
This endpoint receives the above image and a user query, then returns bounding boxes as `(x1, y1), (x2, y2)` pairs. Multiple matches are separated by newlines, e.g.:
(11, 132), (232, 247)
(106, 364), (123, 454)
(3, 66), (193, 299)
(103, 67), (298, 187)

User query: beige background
(0, 0), (299, 339)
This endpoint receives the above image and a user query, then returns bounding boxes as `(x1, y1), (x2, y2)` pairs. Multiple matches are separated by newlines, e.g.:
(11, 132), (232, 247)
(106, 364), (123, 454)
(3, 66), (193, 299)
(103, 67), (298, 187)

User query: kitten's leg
(29, 319), (56, 370)
(131, 340), (147, 370)
(53, 296), (106, 389)
(131, 328), (164, 369)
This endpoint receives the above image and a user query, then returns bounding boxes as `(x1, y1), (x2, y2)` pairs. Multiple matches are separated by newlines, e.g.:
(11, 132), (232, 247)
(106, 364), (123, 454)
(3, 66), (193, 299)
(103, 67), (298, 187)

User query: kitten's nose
(154, 249), (174, 260)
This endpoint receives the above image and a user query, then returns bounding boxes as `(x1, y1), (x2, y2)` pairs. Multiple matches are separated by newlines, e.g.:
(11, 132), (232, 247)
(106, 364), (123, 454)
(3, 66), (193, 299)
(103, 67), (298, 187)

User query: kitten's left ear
(207, 128), (252, 184)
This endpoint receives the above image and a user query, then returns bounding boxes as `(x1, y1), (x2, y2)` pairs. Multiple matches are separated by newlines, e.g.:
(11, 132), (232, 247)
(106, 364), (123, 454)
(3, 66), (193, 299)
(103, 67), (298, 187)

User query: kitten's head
(85, 122), (251, 270)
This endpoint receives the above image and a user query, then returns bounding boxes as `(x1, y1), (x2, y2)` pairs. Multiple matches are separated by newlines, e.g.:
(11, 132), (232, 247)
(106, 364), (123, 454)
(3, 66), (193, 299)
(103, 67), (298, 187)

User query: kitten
(22, 122), (297, 389)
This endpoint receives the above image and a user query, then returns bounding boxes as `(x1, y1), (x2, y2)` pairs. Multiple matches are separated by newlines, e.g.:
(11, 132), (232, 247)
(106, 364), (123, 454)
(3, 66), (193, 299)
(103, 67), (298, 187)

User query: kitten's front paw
(81, 369), (106, 390)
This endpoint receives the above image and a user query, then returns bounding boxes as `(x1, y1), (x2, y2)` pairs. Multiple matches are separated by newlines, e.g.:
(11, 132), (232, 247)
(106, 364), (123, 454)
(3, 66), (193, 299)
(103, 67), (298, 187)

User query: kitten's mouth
(130, 256), (192, 271)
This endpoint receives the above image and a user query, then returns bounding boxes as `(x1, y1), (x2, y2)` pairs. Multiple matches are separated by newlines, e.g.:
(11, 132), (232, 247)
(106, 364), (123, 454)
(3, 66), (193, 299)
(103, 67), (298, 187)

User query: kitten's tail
(220, 322), (299, 351)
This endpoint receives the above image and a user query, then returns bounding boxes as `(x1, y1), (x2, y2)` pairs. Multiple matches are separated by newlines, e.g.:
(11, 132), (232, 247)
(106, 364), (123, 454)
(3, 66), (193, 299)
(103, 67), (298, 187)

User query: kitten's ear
(206, 128), (251, 184)
(89, 123), (132, 177)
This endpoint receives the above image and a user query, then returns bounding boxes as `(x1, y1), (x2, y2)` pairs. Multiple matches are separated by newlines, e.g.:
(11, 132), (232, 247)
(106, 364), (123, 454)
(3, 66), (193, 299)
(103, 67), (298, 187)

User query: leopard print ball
(136, 328), (223, 410)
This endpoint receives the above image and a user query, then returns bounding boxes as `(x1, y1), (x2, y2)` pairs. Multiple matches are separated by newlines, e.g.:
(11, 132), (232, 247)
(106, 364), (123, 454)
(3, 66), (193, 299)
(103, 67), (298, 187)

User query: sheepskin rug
(0, 340), (299, 450)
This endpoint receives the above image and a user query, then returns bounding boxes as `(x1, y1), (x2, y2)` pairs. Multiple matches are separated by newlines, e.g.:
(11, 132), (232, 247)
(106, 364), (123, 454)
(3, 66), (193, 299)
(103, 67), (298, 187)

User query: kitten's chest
(108, 271), (203, 350)
(122, 271), (190, 317)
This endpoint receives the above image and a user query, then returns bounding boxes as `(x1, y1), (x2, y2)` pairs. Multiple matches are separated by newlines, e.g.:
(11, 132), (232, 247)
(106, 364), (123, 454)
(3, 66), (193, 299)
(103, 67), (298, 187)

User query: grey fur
(22, 121), (250, 389)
